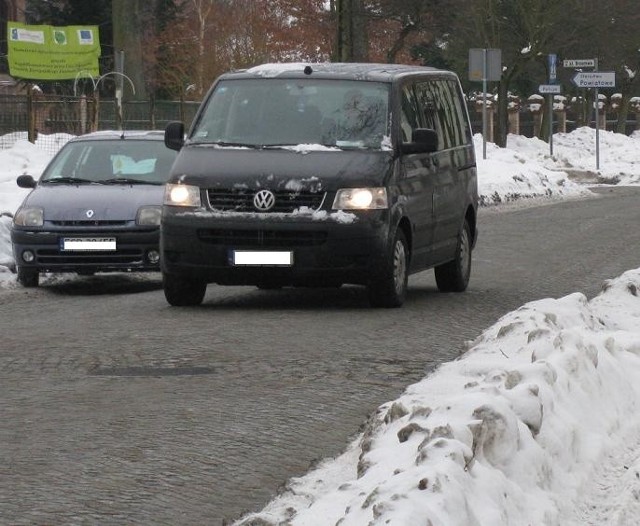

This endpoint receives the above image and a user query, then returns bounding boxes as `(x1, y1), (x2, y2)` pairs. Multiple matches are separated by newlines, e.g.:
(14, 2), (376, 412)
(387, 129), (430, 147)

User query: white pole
(482, 48), (487, 160)
(595, 58), (600, 170)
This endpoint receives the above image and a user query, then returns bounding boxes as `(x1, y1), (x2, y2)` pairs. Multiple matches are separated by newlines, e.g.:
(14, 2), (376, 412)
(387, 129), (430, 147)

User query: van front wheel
(163, 273), (207, 306)
(435, 219), (472, 292)
(368, 229), (408, 308)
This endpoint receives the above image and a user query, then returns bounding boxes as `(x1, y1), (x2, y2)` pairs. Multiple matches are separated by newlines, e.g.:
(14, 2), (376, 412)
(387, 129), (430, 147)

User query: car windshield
(40, 138), (177, 184)
(190, 79), (390, 150)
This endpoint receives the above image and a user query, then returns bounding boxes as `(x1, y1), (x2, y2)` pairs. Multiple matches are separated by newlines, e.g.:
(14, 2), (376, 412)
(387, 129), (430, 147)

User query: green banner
(7, 22), (101, 80)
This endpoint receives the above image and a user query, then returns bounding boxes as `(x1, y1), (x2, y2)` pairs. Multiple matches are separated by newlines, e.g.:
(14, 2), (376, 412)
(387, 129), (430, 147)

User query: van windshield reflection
(190, 79), (390, 150)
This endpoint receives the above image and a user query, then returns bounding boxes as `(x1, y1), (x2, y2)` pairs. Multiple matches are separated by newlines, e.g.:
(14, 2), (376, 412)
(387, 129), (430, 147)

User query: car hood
(168, 147), (395, 191)
(21, 184), (164, 221)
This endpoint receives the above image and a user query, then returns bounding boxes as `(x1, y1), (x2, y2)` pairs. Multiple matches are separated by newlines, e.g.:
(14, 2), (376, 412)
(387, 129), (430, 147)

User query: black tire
(163, 273), (207, 306)
(17, 266), (39, 288)
(435, 219), (472, 292)
(367, 229), (409, 308)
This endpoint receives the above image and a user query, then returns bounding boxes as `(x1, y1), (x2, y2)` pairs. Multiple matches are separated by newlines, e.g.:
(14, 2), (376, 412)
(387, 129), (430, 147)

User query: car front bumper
(11, 227), (161, 273)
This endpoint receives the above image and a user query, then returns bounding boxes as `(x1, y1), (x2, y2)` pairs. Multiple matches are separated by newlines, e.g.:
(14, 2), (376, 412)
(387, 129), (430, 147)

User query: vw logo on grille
(253, 190), (276, 211)
(86, 209), (95, 218)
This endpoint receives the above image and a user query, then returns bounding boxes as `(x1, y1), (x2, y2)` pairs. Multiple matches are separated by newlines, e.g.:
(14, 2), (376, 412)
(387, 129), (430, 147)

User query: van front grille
(207, 188), (325, 213)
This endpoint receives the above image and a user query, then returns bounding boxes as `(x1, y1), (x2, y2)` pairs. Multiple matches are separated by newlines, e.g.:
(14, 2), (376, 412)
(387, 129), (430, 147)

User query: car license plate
(231, 250), (293, 266)
(60, 237), (117, 251)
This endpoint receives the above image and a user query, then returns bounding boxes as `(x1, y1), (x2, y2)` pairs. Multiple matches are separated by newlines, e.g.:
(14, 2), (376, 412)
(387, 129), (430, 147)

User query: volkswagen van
(161, 63), (478, 307)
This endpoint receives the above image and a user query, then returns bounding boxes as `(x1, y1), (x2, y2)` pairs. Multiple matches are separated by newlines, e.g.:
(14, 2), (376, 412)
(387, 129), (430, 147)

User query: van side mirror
(17, 174), (36, 188)
(165, 121), (185, 151)
(401, 128), (438, 154)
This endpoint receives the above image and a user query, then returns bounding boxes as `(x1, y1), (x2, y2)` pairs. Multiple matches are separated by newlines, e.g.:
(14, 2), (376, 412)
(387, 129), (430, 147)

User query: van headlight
(164, 183), (201, 207)
(14, 207), (44, 226)
(136, 206), (162, 225)
(332, 188), (388, 210)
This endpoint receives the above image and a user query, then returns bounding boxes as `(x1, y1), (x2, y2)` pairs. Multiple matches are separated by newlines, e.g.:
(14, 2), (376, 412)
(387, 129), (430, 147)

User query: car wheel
(367, 229), (408, 308)
(17, 266), (39, 288)
(435, 219), (472, 292)
(163, 273), (207, 306)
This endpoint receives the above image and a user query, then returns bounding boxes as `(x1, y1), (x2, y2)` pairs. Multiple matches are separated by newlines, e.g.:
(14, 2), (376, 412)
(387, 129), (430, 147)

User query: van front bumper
(160, 210), (392, 286)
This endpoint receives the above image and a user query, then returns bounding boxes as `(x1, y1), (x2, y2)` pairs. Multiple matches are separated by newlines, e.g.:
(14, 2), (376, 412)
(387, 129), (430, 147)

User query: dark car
(161, 63), (478, 308)
(11, 130), (177, 287)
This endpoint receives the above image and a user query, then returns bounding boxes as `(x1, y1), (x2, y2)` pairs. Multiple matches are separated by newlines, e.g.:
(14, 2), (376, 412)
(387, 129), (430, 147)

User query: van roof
(223, 62), (458, 83)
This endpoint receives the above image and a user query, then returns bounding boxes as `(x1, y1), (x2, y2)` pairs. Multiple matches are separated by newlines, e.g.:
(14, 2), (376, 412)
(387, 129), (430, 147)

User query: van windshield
(190, 79), (390, 150)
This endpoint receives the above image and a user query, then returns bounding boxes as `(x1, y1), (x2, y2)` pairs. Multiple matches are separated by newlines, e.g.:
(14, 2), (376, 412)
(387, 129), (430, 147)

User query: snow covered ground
(1, 128), (640, 525)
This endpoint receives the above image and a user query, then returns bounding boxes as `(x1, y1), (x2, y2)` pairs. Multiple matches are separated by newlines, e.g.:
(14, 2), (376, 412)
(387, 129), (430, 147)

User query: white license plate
(231, 250), (293, 266)
(61, 237), (117, 251)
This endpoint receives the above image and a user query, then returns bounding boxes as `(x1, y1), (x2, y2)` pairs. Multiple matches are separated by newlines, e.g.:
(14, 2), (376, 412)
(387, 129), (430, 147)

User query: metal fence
(0, 94), (200, 154)
(1, 93), (638, 156)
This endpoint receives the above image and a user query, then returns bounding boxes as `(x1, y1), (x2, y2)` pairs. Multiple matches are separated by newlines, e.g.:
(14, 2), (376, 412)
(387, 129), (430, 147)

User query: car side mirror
(165, 121), (185, 151)
(400, 128), (438, 154)
(17, 174), (36, 188)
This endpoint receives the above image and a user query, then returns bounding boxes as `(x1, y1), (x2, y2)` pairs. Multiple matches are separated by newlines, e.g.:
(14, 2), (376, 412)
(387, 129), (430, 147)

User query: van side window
(415, 82), (446, 149)
(400, 85), (420, 143)
(414, 80), (468, 150)
(433, 80), (465, 148)
(446, 80), (472, 144)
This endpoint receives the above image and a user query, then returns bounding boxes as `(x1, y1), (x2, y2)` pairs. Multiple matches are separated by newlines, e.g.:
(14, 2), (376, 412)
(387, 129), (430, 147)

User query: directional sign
(571, 71), (615, 88)
(563, 59), (596, 68)
(539, 84), (562, 94)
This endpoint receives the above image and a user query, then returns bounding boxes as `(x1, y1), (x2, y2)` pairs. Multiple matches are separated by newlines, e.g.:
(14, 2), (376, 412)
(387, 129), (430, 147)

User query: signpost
(469, 48), (502, 160)
(539, 84), (562, 94)
(571, 71), (616, 89)
(563, 59), (596, 68)
(543, 54), (559, 156)
(564, 58), (615, 170)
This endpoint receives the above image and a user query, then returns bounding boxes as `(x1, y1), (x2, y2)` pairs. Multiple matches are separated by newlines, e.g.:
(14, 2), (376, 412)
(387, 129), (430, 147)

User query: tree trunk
(335, 0), (368, 62)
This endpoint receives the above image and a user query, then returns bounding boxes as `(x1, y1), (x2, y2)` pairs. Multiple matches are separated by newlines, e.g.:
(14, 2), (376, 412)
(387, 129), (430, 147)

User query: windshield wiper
(100, 178), (159, 185)
(44, 176), (101, 184)
(191, 140), (260, 149)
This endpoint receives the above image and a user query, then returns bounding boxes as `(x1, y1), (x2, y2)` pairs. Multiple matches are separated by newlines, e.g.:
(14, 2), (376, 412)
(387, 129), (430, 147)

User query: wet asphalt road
(1, 186), (639, 525)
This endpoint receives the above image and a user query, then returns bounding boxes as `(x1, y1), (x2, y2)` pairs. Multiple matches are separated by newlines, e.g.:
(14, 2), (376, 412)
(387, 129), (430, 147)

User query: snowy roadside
(235, 268), (640, 526)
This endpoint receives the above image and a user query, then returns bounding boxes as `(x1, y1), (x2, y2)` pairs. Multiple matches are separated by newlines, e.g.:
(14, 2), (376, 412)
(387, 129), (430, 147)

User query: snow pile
(475, 134), (589, 206)
(235, 268), (640, 525)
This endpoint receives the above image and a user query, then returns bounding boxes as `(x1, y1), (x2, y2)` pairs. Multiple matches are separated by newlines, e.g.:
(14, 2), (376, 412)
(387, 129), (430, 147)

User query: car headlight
(136, 205), (162, 225)
(164, 183), (201, 207)
(14, 207), (44, 226)
(332, 188), (388, 210)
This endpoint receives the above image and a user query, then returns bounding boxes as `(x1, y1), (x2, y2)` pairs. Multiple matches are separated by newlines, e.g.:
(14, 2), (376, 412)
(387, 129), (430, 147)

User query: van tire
(163, 273), (207, 306)
(368, 229), (408, 308)
(435, 219), (472, 292)
(17, 266), (39, 287)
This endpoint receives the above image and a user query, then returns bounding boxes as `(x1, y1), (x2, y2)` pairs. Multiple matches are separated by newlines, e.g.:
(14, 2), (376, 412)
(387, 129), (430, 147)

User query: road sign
(548, 54), (557, 82)
(571, 71), (615, 88)
(539, 84), (562, 94)
(563, 59), (596, 68)
(469, 48), (502, 82)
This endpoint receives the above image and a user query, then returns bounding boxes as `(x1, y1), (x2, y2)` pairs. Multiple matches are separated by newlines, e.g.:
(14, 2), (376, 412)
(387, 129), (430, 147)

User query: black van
(161, 63), (478, 307)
